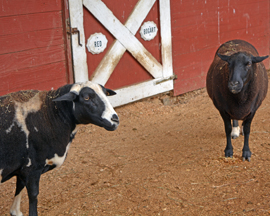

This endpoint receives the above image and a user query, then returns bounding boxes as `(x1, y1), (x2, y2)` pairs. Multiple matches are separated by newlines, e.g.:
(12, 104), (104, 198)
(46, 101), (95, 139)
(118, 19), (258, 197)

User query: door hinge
(66, 19), (82, 47)
(155, 74), (177, 85)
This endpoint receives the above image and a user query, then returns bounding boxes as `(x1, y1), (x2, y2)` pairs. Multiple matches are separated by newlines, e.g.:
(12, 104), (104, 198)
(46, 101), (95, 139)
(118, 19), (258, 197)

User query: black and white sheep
(0, 81), (119, 216)
(206, 39), (268, 161)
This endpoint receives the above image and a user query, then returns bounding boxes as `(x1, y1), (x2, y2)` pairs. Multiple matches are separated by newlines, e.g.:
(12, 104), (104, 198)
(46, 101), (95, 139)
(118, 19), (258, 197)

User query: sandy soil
(1, 83), (270, 215)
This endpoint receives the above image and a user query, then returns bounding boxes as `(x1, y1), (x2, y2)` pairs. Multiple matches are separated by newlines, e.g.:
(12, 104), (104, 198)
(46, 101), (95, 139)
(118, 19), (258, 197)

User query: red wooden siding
(0, 0), (70, 96)
(171, 0), (270, 96)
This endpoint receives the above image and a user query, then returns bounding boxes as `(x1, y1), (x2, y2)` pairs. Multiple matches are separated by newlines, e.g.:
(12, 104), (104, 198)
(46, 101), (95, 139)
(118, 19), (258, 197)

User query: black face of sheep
(53, 83), (119, 131)
(218, 52), (268, 94)
(0, 81), (119, 216)
(206, 39), (268, 162)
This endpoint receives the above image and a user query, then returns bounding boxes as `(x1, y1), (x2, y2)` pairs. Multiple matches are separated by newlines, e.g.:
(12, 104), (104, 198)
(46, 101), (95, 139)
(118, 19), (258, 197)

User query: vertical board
(0, 0), (70, 96)
(159, 0), (173, 78)
(69, 0), (89, 82)
(171, 0), (270, 96)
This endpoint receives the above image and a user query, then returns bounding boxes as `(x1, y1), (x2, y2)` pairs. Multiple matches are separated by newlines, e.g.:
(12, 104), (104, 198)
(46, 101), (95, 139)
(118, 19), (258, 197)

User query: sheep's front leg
(242, 114), (255, 162)
(220, 112), (233, 157)
(26, 171), (42, 216)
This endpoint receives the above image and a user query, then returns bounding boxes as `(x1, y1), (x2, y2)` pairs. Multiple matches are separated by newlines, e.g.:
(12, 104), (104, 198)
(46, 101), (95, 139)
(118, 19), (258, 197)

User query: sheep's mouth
(228, 83), (242, 94)
(229, 88), (242, 94)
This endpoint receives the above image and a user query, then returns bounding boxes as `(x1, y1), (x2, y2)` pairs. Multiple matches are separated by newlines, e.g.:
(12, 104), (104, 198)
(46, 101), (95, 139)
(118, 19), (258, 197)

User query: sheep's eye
(84, 96), (90, 101)
(246, 62), (252, 67)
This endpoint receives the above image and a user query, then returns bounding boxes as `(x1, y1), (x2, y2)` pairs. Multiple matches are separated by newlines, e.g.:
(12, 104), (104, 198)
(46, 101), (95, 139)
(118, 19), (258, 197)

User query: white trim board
(109, 80), (174, 107)
(69, 0), (88, 82)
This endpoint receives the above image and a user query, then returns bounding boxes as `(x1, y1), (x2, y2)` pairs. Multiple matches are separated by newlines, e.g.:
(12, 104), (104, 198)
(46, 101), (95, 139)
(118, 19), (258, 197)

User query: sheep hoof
(242, 157), (251, 162)
(10, 213), (24, 216)
(231, 135), (238, 139)
(242, 151), (252, 162)
(224, 149), (233, 158)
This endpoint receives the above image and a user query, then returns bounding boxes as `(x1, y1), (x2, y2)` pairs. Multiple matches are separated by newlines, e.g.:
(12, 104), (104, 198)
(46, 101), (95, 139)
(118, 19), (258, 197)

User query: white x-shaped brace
(83, 0), (162, 85)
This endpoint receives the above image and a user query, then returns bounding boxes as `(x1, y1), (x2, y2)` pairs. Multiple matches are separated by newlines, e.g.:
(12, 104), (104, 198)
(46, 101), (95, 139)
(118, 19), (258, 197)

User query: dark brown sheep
(206, 39), (268, 161)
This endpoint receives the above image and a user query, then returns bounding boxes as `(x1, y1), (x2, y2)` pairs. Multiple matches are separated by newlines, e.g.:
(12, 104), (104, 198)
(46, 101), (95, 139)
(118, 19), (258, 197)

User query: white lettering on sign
(140, 21), (158, 41)
(86, 33), (108, 54)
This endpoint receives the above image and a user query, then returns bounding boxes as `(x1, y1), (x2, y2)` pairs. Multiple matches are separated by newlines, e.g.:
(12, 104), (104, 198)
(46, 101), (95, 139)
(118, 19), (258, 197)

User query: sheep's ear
(251, 55), (269, 63)
(53, 92), (77, 102)
(105, 89), (116, 96)
(217, 53), (230, 62)
(99, 85), (117, 96)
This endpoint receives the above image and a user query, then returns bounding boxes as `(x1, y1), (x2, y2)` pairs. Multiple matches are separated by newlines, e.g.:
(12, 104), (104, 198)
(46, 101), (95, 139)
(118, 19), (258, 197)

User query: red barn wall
(1, 0), (269, 98)
(171, 0), (270, 96)
(0, 0), (71, 96)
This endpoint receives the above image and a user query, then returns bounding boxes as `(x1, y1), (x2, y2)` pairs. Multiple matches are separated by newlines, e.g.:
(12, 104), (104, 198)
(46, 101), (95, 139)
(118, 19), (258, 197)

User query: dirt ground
(1, 82), (270, 216)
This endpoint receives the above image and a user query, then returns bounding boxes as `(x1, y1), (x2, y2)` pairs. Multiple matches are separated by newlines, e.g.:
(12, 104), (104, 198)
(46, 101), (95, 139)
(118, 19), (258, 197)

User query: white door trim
(68, 0), (88, 82)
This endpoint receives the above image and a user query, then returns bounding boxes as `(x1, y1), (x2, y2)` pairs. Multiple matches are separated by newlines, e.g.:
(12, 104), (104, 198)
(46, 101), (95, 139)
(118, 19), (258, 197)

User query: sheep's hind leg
(231, 120), (240, 139)
(10, 176), (25, 216)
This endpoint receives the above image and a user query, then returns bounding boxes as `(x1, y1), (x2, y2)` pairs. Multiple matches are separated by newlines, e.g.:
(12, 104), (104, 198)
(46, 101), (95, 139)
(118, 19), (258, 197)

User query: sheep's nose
(111, 114), (119, 124)
(229, 81), (239, 87)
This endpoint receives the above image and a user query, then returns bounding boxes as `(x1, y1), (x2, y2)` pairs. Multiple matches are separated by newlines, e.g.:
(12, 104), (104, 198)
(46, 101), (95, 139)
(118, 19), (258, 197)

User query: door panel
(69, 0), (174, 107)
(83, 1), (161, 89)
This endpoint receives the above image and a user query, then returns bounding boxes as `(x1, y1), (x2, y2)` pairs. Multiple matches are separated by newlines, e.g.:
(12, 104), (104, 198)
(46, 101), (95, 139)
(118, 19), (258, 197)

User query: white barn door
(69, 0), (174, 107)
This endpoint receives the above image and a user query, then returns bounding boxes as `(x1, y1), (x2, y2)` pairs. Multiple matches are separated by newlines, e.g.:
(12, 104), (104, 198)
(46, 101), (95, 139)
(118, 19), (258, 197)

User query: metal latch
(66, 20), (82, 47)
(155, 74), (177, 85)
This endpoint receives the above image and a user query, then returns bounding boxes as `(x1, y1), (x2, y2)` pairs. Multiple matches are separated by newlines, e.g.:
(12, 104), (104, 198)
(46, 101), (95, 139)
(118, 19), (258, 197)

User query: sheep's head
(218, 52), (268, 94)
(53, 81), (119, 131)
